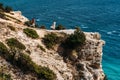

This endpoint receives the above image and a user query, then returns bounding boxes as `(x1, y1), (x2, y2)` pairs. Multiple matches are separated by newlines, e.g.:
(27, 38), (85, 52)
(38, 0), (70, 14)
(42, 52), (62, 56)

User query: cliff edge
(0, 11), (105, 80)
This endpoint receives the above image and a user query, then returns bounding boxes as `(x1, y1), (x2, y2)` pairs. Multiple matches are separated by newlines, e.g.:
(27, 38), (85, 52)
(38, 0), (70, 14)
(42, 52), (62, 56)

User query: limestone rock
(0, 11), (105, 80)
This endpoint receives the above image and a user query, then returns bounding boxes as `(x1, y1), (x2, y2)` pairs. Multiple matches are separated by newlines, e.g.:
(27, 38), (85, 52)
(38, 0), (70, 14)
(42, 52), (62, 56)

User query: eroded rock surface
(0, 11), (105, 80)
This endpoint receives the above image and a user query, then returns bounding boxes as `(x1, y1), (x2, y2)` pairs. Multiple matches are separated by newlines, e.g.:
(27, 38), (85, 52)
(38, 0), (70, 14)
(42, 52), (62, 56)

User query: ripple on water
(107, 32), (112, 34)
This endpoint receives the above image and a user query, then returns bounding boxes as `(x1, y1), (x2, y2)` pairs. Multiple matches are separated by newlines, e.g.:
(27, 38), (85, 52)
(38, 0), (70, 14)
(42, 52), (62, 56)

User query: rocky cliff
(0, 11), (105, 80)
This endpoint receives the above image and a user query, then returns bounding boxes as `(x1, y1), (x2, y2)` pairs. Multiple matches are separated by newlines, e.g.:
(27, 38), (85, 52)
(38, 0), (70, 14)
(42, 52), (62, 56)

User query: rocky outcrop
(73, 32), (105, 80)
(0, 11), (105, 80)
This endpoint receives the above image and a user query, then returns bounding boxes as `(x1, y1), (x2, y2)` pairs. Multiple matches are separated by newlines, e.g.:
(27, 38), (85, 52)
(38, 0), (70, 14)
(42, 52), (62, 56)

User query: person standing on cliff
(51, 21), (56, 30)
(31, 18), (35, 27)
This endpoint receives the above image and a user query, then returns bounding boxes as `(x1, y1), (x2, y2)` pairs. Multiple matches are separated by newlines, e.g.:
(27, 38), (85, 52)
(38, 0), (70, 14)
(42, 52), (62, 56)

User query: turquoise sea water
(0, 0), (120, 80)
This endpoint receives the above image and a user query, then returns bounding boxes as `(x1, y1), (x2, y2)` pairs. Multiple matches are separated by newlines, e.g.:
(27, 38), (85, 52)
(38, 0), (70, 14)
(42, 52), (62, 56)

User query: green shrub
(43, 33), (59, 49)
(37, 45), (46, 52)
(9, 48), (56, 80)
(0, 45), (56, 80)
(37, 67), (56, 80)
(0, 72), (12, 80)
(4, 6), (13, 13)
(20, 53), (56, 80)
(0, 42), (8, 54)
(7, 25), (16, 31)
(63, 29), (86, 49)
(55, 24), (65, 30)
(6, 38), (26, 50)
(23, 28), (39, 39)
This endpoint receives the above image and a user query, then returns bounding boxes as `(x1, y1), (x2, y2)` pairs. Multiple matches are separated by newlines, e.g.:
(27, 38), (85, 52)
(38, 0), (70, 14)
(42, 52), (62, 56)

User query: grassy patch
(0, 47), (56, 80)
(0, 42), (56, 80)
(19, 54), (56, 80)
(43, 33), (59, 49)
(6, 38), (26, 50)
(37, 45), (46, 52)
(23, 28), (39, 39)
(3, 48), (56, 80)
(0, 42), (8, 54)
(0, 72), (12, 80)
(18, 53), (56, 80)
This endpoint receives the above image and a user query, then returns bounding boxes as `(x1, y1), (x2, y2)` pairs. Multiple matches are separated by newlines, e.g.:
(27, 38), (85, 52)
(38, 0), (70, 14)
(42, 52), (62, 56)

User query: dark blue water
(0, 0), (120, 80)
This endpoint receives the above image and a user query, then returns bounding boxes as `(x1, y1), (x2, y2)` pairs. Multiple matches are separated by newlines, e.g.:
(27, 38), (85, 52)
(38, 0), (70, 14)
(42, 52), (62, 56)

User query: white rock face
(48, 30), (105, 80)
(4, 11), (28, 23)
(0, 13), (105, 80)
(76, 32), (105, 80)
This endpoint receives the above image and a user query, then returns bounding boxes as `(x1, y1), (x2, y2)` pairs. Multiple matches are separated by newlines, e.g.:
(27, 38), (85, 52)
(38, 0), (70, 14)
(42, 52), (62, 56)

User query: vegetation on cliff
(0, 3), (105, 79)
(6, 38), (26, 50)
(37, 44), (46, 52)
(43, 33), (60, 49)
(0, 42), (56, 80)
(0, 72), (12, 80)
(23, 28), (39, 39)
(0, 42), (8, 54)
(62, 28), (86, 49)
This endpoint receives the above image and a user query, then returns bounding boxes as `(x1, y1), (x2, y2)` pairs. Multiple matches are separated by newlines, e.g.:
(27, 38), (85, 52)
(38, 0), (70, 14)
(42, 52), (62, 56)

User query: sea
(0, 0), (120, 80)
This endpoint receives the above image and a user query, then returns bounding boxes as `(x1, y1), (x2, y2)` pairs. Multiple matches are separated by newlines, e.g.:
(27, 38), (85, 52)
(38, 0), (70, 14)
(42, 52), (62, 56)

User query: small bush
(0, 72), (12, 80)
(7, 25), (16, 31)
(19, 53), (56, 80)
(37, 67), (56, 80)
(0, 45), (56, 80)
(37, 45), (46, 52)
(23, 28), (39, 39)
(4, 6), (13, 13)
(0, 42), (8, 54)
(9, 48), (56, 80)
(43, 33), (59, 49)
(6, 38), (26, 50)
(63, 29), (86, 49)
(55, 24), (65, 30)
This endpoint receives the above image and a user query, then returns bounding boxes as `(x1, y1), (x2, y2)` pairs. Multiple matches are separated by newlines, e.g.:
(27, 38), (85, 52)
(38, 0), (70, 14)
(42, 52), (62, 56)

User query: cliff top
(0, 6), (105, 80)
